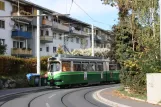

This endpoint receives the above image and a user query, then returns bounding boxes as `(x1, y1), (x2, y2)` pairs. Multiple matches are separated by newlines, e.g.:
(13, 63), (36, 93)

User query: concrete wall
(0, 0), (104, 57)
(0, 0), (13, 55)
(147, 73), (161, 104)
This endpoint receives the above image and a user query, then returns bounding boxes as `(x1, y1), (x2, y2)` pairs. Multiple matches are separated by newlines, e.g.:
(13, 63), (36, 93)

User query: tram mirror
(47, 64), (50, 71)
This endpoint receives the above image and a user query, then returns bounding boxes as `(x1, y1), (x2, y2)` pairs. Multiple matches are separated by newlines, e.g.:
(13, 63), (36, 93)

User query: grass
(117, 86), (147, 101)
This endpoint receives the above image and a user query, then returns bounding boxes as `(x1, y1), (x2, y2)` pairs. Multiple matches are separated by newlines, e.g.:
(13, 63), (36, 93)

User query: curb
(129, 96), (161, 106)
(117, 91), (161, 106)
(93, 87), (131, 107)
(94, 87), (161, 107)
(0, 86), (49, 98)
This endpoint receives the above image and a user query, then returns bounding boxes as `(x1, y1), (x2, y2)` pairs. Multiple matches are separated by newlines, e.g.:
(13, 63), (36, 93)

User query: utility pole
(91, 24), (94, 56)
(37, 10), (40, 75)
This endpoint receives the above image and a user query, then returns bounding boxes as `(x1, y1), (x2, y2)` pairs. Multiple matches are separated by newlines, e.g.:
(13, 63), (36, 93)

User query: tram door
(48, 62), (61, 77)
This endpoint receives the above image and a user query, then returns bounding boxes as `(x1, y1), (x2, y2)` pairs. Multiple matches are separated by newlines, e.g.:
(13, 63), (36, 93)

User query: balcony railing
(72, 30), (89, 37)
(52, 22), (89, 36)
(52, 22), (69, 32)
(12, 30), (32, 39)
(12, 10), (33, 22)
(40, 36), (53, 43)
(11, 48), (32, 56)
(42, 19), (52, 27)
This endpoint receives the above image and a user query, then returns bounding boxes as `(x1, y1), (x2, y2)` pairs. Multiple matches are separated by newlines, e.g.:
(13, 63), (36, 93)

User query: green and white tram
(47, 54), (120, 88)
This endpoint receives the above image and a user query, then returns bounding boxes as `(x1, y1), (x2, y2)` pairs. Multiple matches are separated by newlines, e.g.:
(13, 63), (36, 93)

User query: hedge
(0, 56), (49, 76)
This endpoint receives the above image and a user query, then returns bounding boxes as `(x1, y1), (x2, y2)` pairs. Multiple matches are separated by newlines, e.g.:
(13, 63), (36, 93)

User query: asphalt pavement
(0, 84), (119, 107)
(0, 87), (48, 98)
(94, 87), (161, 107)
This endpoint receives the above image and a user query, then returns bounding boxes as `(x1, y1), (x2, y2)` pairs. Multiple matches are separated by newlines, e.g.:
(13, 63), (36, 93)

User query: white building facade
(0, 0), (111, 57)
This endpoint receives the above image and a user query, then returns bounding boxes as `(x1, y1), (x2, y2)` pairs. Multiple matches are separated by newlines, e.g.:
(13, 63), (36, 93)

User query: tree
(56, 45), (64, 54)
(0, 43), (7, 55)
(101, 0), (160, 94)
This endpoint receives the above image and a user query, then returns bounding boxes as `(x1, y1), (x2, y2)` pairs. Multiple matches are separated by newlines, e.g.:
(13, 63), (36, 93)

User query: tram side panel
(106, 70), (120, 83)
(53, 72), (88, 86)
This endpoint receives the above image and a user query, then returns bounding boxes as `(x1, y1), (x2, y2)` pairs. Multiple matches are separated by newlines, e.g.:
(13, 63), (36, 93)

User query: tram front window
(50, 63), (60, 72)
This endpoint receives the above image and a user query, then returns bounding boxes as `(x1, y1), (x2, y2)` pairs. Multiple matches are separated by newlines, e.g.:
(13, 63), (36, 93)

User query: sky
(28, 0), (119, 30)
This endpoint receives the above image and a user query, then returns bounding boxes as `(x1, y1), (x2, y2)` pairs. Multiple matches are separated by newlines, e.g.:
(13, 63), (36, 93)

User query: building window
(46, 16), (48, 20)
(46, 47), (49, 52)
(0, 1), (5, 10)
(71, 38), (73, 42)
(40, 48), (42, 51)
(53, 47), (57, 53)
(58, 20), (60, 23)
(53, 33), (56, 39)
(41, 30), (43, 36)
(0, 20), (5, 29)
(66, 37), (69, 41)
(0, 39), (5, 45)
(20, 42), (23, 48)
(54, 19), (57, 22)
(59, 34), (62, 40)
(46, 31), (49, 36)
(76, 38), (79, 43)
(13, 41), (24, 48)
(86, 40), (88, 46)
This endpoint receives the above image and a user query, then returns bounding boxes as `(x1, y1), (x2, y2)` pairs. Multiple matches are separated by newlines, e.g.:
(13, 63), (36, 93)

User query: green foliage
(56, 45), (64, 54)
(0, 56), (49, 76)
(102, 0), (160, 94)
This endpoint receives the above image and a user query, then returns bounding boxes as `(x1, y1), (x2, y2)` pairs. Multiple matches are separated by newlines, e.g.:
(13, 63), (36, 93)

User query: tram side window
(109, 64), (117, 70)
(97, 63), (103, 71)
(73, 63), (81, 71)
(62, 61), (71, 72)
(87, 63), (96, 71)
(82, 62), (88, 71)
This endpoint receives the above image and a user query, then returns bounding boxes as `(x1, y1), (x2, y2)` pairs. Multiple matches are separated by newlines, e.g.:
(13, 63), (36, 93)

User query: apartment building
(0, 0), (111, 57)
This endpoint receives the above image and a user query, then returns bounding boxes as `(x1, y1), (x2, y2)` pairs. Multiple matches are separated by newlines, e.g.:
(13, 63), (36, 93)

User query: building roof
(8, 0), (111, 32)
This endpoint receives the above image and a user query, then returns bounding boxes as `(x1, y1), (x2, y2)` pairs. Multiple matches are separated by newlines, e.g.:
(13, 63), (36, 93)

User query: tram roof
(49, 54), (109, 61)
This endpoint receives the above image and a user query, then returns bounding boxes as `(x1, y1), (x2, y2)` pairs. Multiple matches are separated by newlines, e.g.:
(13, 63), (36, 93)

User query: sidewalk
(0, 86), (50, 98)
(94, 87), (161, 107)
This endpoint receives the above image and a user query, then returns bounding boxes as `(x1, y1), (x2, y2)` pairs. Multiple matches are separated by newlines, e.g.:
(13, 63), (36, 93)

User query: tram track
(0, 84), (119, 107)
(28, 91), (54, 107)
(61, 87), (92, 107)
(0, 88), (53, 107)
(61, 84), (116, 107)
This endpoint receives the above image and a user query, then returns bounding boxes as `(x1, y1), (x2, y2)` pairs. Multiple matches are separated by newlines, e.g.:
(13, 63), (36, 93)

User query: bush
(0, 56), (24, 76)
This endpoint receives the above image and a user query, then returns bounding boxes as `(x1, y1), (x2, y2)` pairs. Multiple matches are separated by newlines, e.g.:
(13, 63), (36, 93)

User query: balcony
(11, 48), (32, 56)
(12, 10), (33, 22)
(52, 22), (69, 32)
(42, 19), (52, 28)
(12, 30), (32, 39)
(72, 30), (89, 37)
(40, 36), (53, 43)
(52, 23), (89, 37)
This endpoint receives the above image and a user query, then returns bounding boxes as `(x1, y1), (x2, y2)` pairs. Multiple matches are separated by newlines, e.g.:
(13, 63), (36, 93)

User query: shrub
(0, 56), (50, 76)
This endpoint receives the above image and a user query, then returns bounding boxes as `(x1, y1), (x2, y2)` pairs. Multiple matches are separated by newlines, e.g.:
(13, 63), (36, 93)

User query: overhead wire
(72, 0), (112, 28)
(73, 0), (95, 22)
(69, 0), (73, 15)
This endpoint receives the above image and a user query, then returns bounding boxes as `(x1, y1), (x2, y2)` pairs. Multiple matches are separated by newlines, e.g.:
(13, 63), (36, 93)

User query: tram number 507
(84, 72), (87, 80)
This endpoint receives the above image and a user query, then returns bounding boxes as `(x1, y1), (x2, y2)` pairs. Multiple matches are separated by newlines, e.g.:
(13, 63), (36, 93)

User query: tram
(47, 54), (120, 88)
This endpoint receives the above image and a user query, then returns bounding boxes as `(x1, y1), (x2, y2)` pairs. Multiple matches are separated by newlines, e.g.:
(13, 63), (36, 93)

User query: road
(0, 84), (118, 107)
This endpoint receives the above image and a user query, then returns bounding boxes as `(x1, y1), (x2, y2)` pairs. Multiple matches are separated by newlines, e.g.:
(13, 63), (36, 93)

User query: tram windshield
(50, 62), (60, 72)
